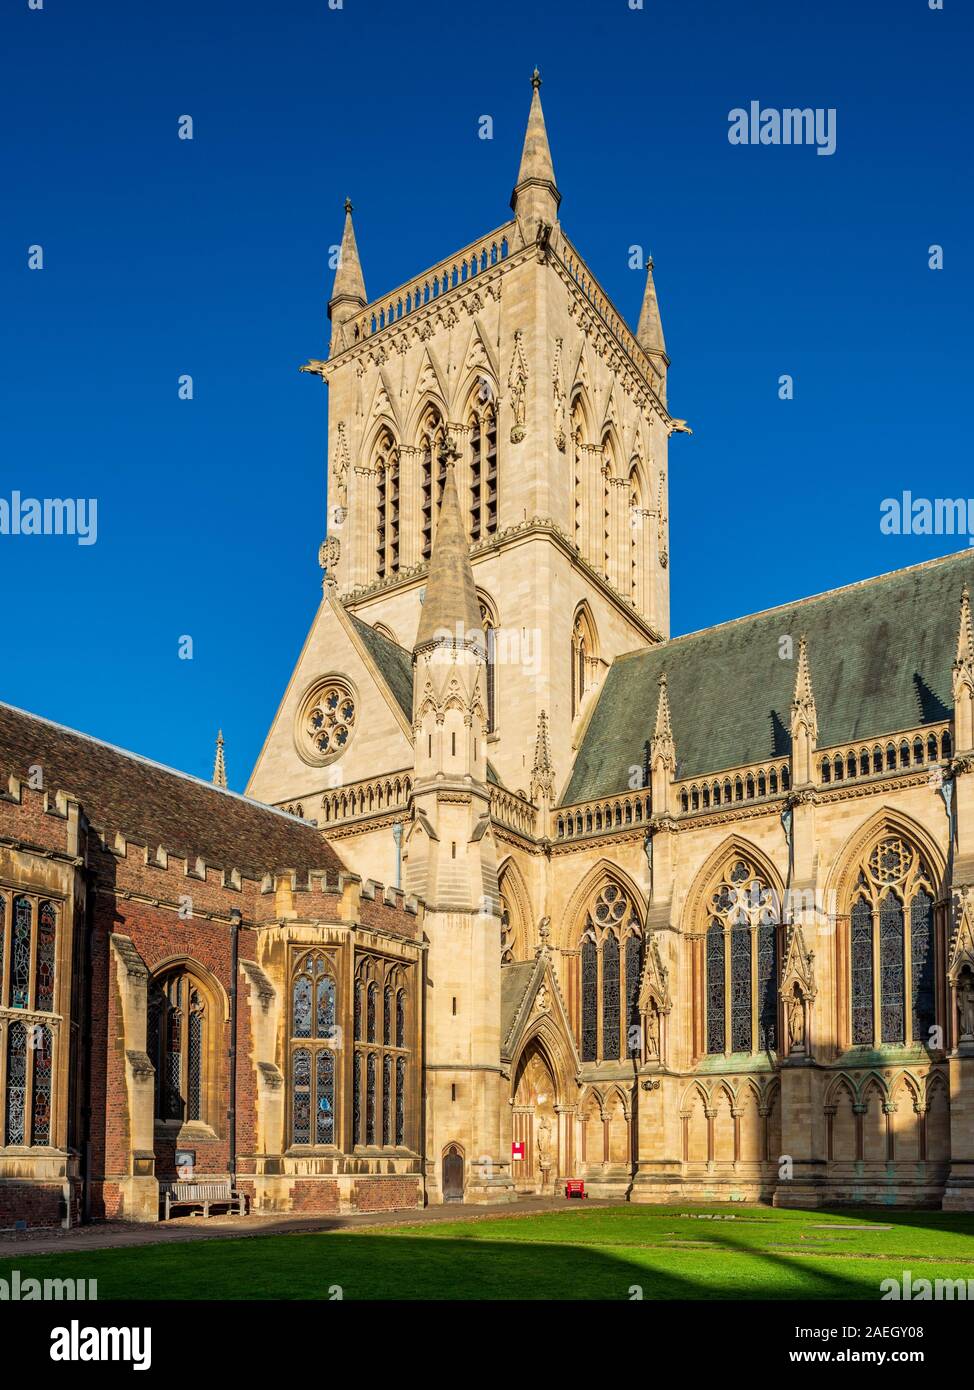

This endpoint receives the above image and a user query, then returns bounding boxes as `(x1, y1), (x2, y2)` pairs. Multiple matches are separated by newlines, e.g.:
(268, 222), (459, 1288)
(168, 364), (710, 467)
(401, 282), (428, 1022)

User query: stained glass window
(384, 985), (392, 1046)
(293, 973), (312, 1038)
(354, 979), (362, 1042)
(396, 1057), (406, 1145)
(601, 933), (620, 1060)
(730, 923), (752, 1052)
(382, 1055), (392, 1145)
(12, 896), (31, 1009)
(5, 1022), (27, 1145)
(187, 991), (204, 1122)
(31, 1026), (52, 1146)
(625, 935), (643, 1053)
(292, 1049), (311, 1145)
(352, 1052), (361, 1146)
(396, 989), (405, 1048)
(316, 972), (336, 1041)
(366, 1053), (376, 1145)
(367, 982), (377, 1042)
(35, 901), (56, 1012)
(851, 897), (874, 1045)
(316, 1051), (335, 1145)
(911, 888), (935, 1043)
(580, 937), (598, 1062)
(706, 920), (725, 1053)
(879, 891), (905, 1044)
(757, 920), (779, 1050)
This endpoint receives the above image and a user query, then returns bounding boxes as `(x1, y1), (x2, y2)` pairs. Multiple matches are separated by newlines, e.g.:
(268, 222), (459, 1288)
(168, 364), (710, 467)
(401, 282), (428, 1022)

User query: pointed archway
(512, 1038), (561, 1194)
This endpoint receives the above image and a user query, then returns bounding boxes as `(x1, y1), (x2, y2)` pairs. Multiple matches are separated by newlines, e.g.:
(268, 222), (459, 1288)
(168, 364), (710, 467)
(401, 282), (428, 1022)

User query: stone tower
(289, 70), (677, 803)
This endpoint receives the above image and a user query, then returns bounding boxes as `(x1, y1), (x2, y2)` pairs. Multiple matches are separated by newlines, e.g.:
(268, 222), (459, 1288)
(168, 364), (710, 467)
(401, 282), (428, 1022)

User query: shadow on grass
(0, 1228), (877, 1301)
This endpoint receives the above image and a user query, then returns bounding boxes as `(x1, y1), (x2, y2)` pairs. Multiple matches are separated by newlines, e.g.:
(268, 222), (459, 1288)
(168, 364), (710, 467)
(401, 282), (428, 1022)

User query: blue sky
(2, 0), (971, 790)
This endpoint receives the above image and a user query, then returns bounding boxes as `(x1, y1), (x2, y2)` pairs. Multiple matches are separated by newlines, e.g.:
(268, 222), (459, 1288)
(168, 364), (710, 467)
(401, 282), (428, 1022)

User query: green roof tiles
(562, 549), (974, 806)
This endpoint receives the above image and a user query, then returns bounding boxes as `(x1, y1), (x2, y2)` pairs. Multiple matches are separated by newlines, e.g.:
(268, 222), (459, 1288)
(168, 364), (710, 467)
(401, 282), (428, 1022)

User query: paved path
(0, 1196), (613, 1259)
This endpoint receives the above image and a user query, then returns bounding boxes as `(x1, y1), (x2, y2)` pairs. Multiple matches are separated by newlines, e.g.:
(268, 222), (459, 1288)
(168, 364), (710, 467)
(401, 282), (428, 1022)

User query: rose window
(304, 683), (356, 760)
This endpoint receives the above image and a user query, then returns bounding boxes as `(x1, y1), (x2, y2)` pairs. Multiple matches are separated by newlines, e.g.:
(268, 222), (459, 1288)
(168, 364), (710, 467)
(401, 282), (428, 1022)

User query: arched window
(703, 858), (780, 1055)
(0, 894), (59, 1015)
(846, 835), (938, 1048)
(577, 883), (643, 1063)
(289, 952), (338, 1147)
(571, 606), (598, 720)
(480, 597), (497, 733)
(4, 1021), (27, 1146)
(469, 396), (497, 541)
(629, 467), (641, 603)
(353, 959), (411, 1150)
(570, 396), (586, 552)
(147, 971), (209, 1124)
(11, 896), (32, 1009)
(374, 430), (400, 580)
(420, 405), (446, 561)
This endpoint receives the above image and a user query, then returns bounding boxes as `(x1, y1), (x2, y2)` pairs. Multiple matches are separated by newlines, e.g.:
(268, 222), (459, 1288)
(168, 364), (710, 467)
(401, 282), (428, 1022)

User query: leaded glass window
(396, 1057), (406, 1145)
(384, 985), (392, 1046)
(706, 920), (725, 1053)
(879, 891), (905, 1044)
(0, 895), (5, 997)
(848, 835), (938, 1048)
(367, 983), (377, 1042)
(382, 1055), (392, 1145)
(396, 989), (405, 1048)
(580, 937), (598, 1062)
(35, 902), (56, 1013)
(352, 1052), (361, 1145)
(149, 971), (209, 1125)
(292, 1049), (311, 1145)
(316, 1051), (335, 1145)
(366, 1053), (376, 1145)
(625, 935), (643, 1054)
(293, 973), (313, 1038)
(911, 888), (935, 1043)
(354, 979), (362, 1042)
(5, 1022), (27, 1145)
(851, 897), (874, 1045)
(31, 1026), (52, 1146)
(601, 934), (620, 1061)
(12, 896), (31, 1009)
(730, 923), (752, 1052)
(757, 919), (779, 1050)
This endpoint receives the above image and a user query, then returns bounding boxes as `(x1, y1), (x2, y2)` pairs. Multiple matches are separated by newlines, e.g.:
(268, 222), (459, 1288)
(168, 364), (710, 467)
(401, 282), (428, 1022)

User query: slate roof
(0, 702), (345, 878)
(563, 549), (974, 806)
(500, 961), (537, 1046)
(349, 615), (413, 720)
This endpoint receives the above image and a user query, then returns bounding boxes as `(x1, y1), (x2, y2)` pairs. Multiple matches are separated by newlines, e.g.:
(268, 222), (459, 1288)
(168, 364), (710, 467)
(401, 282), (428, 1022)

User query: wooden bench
(163, 1179), (246, 1220)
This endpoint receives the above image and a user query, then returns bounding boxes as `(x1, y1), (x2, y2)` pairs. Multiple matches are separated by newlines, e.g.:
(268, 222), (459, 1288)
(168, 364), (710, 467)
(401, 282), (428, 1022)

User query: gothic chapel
(2, 74), (974, 1224)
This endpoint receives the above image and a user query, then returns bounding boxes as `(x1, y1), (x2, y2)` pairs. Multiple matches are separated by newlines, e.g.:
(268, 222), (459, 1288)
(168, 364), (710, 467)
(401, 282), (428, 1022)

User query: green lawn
(3, 1205), (973, 1300)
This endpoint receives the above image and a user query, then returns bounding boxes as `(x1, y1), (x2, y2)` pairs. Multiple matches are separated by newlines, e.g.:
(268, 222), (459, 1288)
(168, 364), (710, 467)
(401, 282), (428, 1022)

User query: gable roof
(0, 701), (345, 878)
(348, 616), (414, 720)
(563, 548), (974, 805)
(500, 961), (537, 1047)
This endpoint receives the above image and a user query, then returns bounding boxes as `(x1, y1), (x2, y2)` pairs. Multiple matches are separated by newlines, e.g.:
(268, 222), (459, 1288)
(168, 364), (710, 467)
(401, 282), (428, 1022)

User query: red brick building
(0, 703), (425, 1226)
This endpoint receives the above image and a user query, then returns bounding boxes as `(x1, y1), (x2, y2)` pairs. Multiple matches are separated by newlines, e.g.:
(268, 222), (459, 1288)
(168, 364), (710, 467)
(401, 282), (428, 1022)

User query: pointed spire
(414, 441), (482, 653)
(792, 636), (818, 738)
(653, 672), (674, 744)
(636, 258), (668, 363)
(328, 197), (367, 319)
(953, 584), (974, 755)
(510, 69), (561, 237)
(212, 729), (227, 789)
(530, 710), (555, 804)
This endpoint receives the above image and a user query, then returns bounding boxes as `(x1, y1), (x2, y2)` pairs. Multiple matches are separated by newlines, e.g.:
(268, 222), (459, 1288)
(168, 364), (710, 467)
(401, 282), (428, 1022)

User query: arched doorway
(512, 1040), (561, 1194)
(442, 1145), (464, 1202)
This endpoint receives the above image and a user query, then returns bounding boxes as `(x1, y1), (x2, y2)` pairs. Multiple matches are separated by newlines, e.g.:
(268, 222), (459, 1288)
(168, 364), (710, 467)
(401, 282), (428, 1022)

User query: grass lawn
(2, 1205), (973, 1300)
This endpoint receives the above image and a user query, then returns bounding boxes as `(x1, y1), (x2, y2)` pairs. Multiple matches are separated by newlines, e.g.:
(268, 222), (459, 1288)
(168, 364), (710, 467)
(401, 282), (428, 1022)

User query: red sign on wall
(511, 1141), (524, 1161)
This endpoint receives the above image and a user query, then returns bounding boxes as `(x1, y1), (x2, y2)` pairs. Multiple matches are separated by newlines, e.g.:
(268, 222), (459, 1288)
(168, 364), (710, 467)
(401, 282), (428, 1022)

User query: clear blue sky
(2, 0), (970, 791)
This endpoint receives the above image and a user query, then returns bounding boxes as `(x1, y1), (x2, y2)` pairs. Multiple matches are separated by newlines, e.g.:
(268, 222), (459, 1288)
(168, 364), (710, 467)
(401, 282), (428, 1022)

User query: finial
(212, 729), (227, 789)
(531, 67), (542, 90)
(344, 196), (353, 214)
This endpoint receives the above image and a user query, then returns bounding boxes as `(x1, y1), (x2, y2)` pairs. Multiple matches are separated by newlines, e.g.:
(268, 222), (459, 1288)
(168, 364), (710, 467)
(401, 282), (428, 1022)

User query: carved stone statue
(958, 970), (974, 1042)
(646, 1005), (660, 1058)
(788, 989), (805, 1051)
(536, 1116), (552, 1171)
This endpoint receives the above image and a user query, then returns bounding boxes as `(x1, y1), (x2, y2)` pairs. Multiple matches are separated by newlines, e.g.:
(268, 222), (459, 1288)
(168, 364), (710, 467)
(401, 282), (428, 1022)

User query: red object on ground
(564, 1179), (587, 1199)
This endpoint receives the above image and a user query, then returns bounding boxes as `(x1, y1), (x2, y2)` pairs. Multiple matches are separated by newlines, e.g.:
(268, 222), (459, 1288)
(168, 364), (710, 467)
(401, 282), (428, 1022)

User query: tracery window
(571, 607), (597, 720)
(300, 678), (357, 765)
(578, 883), (643, 1063)
(420, 406), (446, 561)
(0, 892), (59, 1014)
(480, 598), (497, 732)
(469, 400), (497, 541)
(374, 430), (400, 580)
(847, 836), (938, 1048)
(703, 858), (780, 1055)
(352, 958), (411, 1150)
(289, 952), (338, 1147)
(147, 970), (209, 1125)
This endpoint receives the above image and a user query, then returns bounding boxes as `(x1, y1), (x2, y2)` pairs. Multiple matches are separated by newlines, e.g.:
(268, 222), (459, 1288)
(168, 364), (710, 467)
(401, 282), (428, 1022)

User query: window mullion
(871, 903), (881, 1048)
